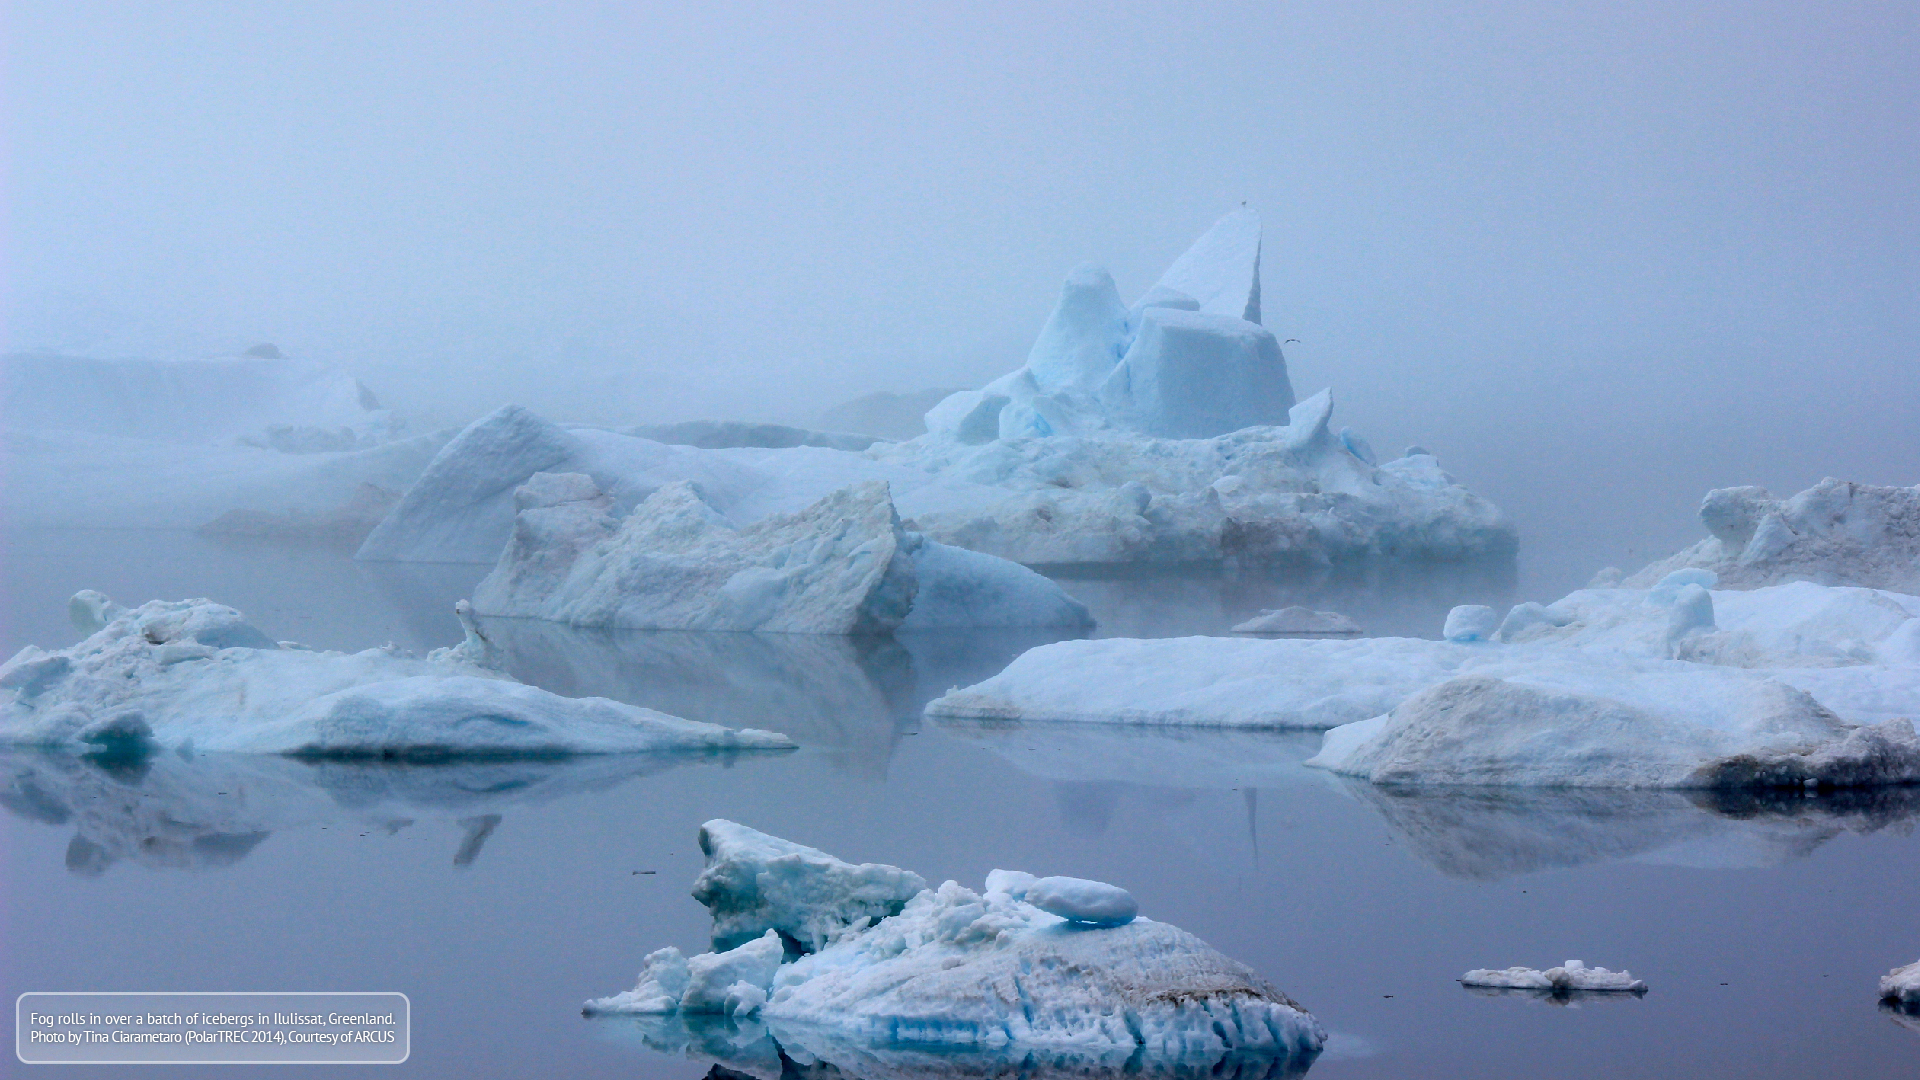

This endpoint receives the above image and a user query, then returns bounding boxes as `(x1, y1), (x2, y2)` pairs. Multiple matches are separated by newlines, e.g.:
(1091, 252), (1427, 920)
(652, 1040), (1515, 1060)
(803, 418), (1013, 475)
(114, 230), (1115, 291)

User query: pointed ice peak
(1024, 262), (1128, 394)
(1149, 208), (1262, 325)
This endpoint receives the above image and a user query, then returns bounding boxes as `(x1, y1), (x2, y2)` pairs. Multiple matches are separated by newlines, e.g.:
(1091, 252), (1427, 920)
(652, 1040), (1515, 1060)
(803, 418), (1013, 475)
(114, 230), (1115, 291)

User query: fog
(6, 0), (1916, 579)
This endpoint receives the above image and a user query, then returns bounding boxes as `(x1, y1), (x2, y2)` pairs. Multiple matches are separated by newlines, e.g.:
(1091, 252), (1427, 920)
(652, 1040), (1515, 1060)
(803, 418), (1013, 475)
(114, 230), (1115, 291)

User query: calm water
(3, 528), (1918, 1079)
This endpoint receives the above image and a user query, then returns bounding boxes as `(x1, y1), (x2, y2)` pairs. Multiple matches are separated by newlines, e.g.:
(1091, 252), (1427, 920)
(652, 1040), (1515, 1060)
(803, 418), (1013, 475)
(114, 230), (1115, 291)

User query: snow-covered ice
(0, 593), (794, 757)
(586, 821), (1324, 1069)
(1231, 606), (1363, 636)
(469, 475), (1093, 632)
(1883, 960), (1920, 1005)
(931, 573), (1920, 789)
(1442, 605), (1499, 642)
(1461, 961), (1645, 994)
(1630, 479), (1920, 594)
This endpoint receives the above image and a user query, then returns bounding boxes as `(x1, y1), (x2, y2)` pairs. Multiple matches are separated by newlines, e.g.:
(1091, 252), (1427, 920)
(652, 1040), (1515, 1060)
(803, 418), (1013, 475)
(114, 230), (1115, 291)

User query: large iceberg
(470, 475), (1093, 632)
(0, 592), (793, 757)
(585, 821), (1324, 1071)
(358, 212), (1513, 571)
(1627, 479), (1920, 594)
(930, 575), (1920, 789)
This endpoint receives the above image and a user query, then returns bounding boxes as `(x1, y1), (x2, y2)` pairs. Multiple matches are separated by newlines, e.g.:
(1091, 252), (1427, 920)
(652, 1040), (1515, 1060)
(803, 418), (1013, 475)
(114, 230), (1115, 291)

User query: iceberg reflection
(1349, 783), (1920, 880)
(0, 748), (771, 874)
(592, 1012), (1318, 1080)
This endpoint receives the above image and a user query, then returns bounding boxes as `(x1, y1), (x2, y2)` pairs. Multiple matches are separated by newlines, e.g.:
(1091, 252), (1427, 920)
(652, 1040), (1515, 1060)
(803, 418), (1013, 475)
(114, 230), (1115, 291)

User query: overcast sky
(5, 0), (1915, 585)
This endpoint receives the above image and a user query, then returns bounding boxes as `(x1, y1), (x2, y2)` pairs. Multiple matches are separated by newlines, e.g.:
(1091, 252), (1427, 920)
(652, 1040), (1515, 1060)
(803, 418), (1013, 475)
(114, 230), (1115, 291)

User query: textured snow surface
(1231, 606), (1362, 636)
(1461, 961), (1646, 993)
(587, 822), (1324, 1069)
(469, 476), (1092, 632)
(1630, 479), (1920, 594)
(0, 594), (794, 757)
(1882, 960), (1920, 1005)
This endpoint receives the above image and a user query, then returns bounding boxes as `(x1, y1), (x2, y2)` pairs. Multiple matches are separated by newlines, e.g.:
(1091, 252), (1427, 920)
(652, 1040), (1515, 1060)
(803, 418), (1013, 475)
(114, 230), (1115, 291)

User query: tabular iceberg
(1461, 961), (1646, 994)
(0, 592), (793, 757)
(930, 570), (1920, 789)
(1627, 479), (1920, 594)
(469, 474), (1094, 632)
(585, 821), (1325, 1071)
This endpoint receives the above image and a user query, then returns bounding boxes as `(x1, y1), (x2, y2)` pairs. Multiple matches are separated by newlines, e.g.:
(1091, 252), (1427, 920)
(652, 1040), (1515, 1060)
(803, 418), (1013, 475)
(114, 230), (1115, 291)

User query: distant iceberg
(1883, 960), (1920, 1006)
(1628, 479), (1920, 594)
(0, 592), (793, 757)
(357, 211), (1513, 572)
(469, 475), (1093, 632)
(585, 820), (1325, 1071)
(1461, 961), (1646, 994)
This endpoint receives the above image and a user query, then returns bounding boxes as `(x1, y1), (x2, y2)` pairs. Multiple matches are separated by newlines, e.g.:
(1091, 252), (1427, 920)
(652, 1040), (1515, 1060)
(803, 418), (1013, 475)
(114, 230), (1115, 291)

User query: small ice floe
(0, 592), (794, 757)
(1231, 606), (1363, 637)
(585, 821), (1323, 1071)
(1461, 960), (1646, 995)
(1880, 959), (1920, 1006)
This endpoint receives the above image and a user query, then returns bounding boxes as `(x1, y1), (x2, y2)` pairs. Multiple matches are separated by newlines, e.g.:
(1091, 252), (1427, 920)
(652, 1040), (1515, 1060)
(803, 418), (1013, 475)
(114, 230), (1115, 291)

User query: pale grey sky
(6, 1), (1916, 582)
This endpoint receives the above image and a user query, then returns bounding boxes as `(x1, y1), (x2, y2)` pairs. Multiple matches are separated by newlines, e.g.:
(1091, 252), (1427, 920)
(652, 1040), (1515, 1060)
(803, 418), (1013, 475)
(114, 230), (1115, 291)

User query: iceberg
(0, 593), (794, 757)
(469, 475), (1093, 632)
(931, 574), (1920, 788)
(1883, 961), (1920, 1006)
(586, 821), (1325, 1070)
(359, 212), (1513, 572)
(1629, 479), (1920, 594)
(1230, 606), (1362, 636)
(1460, 961), (1646, 994)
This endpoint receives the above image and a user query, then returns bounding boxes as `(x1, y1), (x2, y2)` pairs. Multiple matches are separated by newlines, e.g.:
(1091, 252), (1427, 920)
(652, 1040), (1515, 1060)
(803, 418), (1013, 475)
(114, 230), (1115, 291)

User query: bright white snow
(0, 593), (794, 757)
(469, 475), (1093, 632)
(1461, 961), (1645, 993)
(586, 821), (1325, 1068)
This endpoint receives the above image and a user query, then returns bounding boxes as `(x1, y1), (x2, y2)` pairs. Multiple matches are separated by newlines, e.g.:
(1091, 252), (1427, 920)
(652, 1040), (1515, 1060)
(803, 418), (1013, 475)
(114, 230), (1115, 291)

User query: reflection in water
(479, 619), (1066, 777)
(594, 1013), (1316, 1080)
(1882, 999), (1920, 1037)
(0, 749), (773, 874)
(1349, 783), (1920, 880)
(1460, 985), (1648, 1008)
(1052, 555), (1516, 640)
(933, 721), (1325, 791)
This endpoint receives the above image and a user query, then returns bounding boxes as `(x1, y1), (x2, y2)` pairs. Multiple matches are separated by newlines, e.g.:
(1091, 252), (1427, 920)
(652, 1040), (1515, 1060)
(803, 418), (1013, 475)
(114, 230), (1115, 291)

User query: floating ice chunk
(1097, 308), (1293, 439)
(0, 593), (794, 757)
(1024, 876), (1138, 926)
(682, 931), (785, 1015)
(1148, 207), (1263, 324)
(583, 948), (691, 1014)
(1461, 960), (1646, 993)
(692, 820), (927, 953)
(1232, 606), (1364, 637)
(1882, 960), (1920, 1005)
(1308, 665), (1920, 789)
(471, 479), (1091, 633)
(1444, 605), (1500, 642)
(1025, 264), (1129, 394)
(589, 824), (1325, 1067)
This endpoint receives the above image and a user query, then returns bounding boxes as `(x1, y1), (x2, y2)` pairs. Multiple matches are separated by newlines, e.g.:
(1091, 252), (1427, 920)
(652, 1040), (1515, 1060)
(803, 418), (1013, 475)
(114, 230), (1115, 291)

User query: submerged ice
(585, 821), (1324, 1069)
(0, 593), (793, 757)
